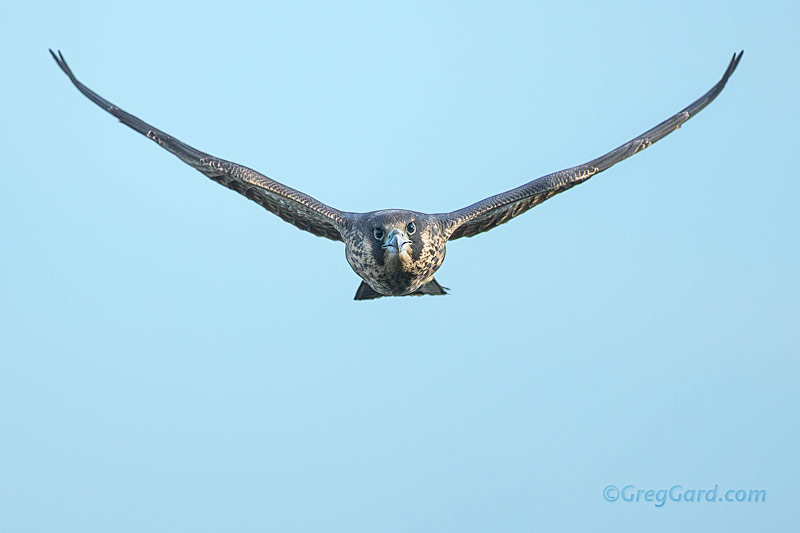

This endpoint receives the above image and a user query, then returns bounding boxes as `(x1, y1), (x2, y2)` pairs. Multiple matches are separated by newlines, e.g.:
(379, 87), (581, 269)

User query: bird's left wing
(439, 51), (742, 241)
(51, 50), (345, 241)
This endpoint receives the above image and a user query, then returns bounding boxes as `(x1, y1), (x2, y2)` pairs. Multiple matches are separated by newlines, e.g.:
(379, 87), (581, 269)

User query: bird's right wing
(439, 51), (743, 241)
(51, 50), (345, 241)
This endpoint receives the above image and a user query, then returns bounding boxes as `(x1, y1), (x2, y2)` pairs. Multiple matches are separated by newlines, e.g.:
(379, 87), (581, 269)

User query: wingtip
(49, 48), (64, 68)
(48, 48), (67, 65)
(50, 49), (77, 80)
(719, 49), (743, 84)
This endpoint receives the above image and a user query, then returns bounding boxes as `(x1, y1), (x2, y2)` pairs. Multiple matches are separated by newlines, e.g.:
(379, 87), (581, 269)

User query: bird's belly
(371, 274), (432, 295)
(368, 254), (432, 295)
(344, 236), (446, 296)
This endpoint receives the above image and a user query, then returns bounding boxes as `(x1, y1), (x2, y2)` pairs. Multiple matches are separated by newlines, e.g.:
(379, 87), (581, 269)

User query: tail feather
(353, 279), (450, 300)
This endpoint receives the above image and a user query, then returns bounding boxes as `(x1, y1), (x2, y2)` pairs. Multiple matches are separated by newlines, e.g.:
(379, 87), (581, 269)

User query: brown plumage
(51, 50), (742, 300)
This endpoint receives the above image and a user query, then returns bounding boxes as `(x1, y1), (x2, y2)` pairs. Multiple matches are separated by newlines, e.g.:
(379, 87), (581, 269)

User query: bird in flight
(51, 50), (742, 300)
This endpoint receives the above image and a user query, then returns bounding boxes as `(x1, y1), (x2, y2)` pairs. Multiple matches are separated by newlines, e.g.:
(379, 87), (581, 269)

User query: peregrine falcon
(51, 50), (742, 300)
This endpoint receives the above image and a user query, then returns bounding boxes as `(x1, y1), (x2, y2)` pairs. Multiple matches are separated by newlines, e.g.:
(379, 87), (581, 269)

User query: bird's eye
(373, 228), (384, 240)
(406, 222), (416, 235)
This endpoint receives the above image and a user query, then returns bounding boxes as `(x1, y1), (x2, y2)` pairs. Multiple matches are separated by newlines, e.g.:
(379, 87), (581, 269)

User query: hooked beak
(382, 229), (411, 254)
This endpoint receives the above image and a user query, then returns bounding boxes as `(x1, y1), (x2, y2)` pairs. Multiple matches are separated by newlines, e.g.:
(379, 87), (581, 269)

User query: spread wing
(50, 50), (345, 241)
(441, 51), (743, 241)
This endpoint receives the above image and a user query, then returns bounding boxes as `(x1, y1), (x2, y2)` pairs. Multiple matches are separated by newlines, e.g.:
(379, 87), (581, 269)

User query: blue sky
(2, 1), (797, 531)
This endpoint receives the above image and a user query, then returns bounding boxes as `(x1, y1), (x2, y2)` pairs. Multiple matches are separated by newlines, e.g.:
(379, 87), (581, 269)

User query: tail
(354, 279), (449, 300)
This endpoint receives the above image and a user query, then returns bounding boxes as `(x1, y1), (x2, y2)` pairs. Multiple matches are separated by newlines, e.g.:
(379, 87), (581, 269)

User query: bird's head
(343, 210), (448, 295)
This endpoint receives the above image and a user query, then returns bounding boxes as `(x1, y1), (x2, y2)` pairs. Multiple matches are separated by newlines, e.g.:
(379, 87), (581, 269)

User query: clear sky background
(1, 1), (797, 531)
